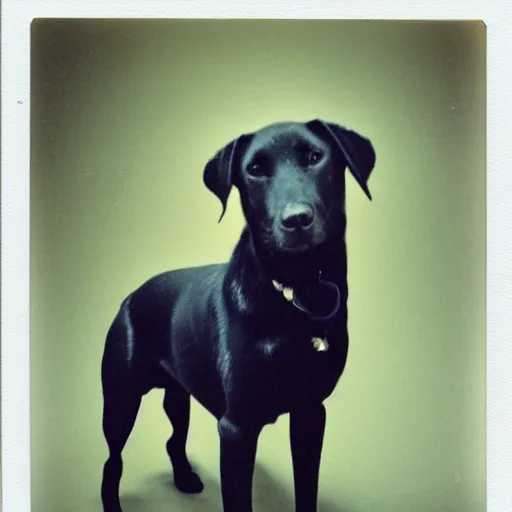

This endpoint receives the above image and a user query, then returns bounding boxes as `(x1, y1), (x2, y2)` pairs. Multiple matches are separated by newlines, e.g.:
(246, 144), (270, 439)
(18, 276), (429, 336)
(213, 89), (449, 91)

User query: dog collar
(271, 277), (341, 352)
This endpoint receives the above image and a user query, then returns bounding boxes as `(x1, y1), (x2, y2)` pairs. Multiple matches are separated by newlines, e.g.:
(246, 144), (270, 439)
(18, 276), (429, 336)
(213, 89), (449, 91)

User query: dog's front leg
(218, 415), (261, 512)
(290, 403), (326, 512)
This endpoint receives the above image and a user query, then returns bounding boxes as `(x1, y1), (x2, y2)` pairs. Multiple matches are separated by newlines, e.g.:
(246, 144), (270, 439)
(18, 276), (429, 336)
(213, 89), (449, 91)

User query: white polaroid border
(2, 1), (510, 511)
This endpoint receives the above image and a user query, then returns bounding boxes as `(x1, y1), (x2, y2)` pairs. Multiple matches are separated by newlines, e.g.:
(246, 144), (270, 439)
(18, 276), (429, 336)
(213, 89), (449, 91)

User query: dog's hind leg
(163, 381), (205, 493)
(100, 306), (143, 512)
(100, 385), (142, 512)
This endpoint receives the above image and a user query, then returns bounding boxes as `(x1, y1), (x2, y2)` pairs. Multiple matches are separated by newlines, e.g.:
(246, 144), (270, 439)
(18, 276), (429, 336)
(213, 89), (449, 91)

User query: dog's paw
(174, 470), (205, 494)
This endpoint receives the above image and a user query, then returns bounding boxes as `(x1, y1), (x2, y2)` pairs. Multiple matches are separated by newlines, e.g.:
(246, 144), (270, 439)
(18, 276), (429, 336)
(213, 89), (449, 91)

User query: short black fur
(100, 119), (376, 512)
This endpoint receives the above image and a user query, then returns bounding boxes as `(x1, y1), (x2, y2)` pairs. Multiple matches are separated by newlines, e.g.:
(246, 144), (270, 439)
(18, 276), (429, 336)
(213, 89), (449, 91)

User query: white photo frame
(2, 1), (510, 511)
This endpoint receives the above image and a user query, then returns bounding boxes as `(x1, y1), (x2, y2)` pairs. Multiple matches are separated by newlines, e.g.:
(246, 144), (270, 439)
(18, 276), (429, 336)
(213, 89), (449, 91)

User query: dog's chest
(231, 328), (346, 421)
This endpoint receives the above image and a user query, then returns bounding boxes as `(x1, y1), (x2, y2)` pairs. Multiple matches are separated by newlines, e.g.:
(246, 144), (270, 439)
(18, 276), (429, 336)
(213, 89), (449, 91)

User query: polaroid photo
(2, 1), (510, 511)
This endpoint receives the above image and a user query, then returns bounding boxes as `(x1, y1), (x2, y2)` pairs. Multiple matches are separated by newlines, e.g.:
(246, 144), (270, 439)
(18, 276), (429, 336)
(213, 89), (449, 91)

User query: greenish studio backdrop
(30, 19), (486, 512)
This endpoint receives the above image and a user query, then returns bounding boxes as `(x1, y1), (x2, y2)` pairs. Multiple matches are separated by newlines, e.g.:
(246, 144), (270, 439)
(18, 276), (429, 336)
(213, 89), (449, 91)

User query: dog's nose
(280, 203), (314, 230)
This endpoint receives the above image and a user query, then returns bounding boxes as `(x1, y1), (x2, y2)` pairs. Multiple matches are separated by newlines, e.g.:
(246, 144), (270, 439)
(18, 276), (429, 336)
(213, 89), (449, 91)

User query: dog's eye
(308, 149), (323, 165)
(246, 162), (267, 178)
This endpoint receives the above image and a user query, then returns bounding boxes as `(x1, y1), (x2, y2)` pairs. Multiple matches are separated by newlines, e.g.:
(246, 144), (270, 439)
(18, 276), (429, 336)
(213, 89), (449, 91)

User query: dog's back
(102, 262), (229, 410)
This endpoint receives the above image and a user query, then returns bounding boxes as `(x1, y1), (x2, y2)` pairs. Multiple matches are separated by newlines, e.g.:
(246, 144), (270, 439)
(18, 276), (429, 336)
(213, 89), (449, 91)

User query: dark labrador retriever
(100, 119), (376, 512)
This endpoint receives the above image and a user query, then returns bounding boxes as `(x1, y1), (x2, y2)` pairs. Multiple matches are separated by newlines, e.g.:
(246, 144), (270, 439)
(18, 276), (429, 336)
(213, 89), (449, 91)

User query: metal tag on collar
(272, 280), (294, 302)
(311, 336), (329, 352)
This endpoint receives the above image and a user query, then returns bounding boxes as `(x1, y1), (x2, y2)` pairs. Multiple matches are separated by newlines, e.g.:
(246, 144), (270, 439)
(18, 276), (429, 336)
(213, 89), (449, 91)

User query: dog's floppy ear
(203, 136), (245, 222)
(307, 119), (376, 200)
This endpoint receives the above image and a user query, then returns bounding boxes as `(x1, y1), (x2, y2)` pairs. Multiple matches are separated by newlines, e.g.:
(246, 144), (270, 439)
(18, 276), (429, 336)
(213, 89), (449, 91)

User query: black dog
(100, 119), (376, 512)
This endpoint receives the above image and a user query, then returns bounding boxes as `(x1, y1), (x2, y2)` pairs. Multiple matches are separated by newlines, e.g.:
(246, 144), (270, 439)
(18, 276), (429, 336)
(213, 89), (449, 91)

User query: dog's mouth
(252, 223), (328, 269)
(277, 242), (315, 254)
(275, 228), (326, 255)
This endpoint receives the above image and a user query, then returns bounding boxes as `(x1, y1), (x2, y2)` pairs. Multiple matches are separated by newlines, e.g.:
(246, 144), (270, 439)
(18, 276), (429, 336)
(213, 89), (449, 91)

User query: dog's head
(203, 119), (376, 258)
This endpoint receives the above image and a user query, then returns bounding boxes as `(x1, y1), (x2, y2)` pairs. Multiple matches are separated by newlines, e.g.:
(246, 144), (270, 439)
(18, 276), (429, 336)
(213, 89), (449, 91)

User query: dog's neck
(224, 227), (347, 317)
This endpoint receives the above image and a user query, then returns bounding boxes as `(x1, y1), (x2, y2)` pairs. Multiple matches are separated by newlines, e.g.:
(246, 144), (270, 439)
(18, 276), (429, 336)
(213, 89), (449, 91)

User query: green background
(30, 20), (486, 512)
